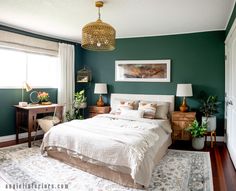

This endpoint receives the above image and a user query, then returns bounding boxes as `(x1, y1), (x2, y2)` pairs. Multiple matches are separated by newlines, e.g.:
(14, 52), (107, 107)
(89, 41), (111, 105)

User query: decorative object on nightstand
(171, 111), (196, 141)
(176, 83), (193, 112)
(186, 119), (207, 150)
(19, 82), (32, 107)
(94, 83), (107, 107)
(88, 106), (111, 118)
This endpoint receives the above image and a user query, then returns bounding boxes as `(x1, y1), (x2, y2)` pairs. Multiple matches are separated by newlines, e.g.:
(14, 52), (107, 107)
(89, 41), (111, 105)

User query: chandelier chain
(98, 7), (101, 20)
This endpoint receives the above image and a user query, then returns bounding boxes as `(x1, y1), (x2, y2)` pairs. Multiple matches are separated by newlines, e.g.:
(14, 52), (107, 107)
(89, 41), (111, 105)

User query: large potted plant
(66, 90), (87, 121)
(200, 95), (220, 132)
(186, 119), (207, 150)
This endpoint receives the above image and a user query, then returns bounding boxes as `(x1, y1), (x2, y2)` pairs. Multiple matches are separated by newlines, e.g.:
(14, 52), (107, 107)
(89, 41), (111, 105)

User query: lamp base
(179, 97), (188, 112)
(96, 95), (104, 107)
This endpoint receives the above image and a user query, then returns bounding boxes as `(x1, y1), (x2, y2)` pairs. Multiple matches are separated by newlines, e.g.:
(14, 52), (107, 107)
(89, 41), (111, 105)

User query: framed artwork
(115, 60), (171, 82)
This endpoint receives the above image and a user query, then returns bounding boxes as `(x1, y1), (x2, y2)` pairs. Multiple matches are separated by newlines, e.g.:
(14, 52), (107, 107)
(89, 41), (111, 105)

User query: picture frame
(115, 59), (171, 82)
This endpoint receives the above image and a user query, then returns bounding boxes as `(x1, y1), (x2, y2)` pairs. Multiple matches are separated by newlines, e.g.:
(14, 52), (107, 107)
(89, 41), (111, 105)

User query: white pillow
(138, 102), (157, 119)
(155, 102), (170, 119)
(110, 100), (138, 115)
(120, 109), (144, 118)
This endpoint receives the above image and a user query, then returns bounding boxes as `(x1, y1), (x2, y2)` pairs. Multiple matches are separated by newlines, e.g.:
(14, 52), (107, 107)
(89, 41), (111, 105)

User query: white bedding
(41, 114), (172, 187)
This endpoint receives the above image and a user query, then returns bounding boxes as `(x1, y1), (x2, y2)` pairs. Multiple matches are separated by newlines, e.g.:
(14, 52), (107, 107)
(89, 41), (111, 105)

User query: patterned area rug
(0, 142), (213, 191)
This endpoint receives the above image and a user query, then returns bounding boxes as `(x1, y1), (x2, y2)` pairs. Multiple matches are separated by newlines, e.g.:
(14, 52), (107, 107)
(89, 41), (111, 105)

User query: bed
(40, 93), (174, 189)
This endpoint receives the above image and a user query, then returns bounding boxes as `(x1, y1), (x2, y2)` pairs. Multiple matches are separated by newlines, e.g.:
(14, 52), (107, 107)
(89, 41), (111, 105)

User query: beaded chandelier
(81, 1), (116, 51)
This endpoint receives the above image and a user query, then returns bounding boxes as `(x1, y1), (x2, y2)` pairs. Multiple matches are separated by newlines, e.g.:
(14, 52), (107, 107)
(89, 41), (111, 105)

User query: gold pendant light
(81, 1), (116, 51)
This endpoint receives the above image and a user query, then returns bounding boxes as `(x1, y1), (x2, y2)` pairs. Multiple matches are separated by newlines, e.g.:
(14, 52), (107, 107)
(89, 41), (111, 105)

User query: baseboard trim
(206, 136), (224, 142)
(0, 130), (44, 143)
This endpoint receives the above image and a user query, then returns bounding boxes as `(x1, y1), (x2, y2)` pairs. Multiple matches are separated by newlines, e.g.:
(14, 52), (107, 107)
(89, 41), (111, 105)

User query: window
(0, 48), (59, 88)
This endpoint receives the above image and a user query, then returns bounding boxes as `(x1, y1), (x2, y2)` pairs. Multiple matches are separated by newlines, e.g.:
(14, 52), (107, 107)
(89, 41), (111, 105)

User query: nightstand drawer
(172, 116), (195, 121)
(172, 121), (192, 130)
(89, 106), (110, 113)
(88, 106), (111, 118)
(172, 112), (196, 121)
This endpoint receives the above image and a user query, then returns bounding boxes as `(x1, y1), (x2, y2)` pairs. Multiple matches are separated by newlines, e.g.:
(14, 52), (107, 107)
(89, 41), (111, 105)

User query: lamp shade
(94, 83), (107, 94)
(176, 84), (193, 97)
(23, 82), (32, 92)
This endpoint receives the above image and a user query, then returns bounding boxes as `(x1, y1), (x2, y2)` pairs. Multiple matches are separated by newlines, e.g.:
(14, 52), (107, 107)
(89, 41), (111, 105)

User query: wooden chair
(205, 130), (216, 148)
(33, 106), (61, 142)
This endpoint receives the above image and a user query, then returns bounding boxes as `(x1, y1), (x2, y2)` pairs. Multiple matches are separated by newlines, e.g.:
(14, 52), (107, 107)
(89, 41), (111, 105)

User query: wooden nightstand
(88, 106), (111, 118)
(171, 111), (196, 141)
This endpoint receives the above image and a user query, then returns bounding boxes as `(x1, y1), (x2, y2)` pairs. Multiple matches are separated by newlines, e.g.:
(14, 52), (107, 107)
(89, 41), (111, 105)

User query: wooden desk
(14, 104), (63, 148)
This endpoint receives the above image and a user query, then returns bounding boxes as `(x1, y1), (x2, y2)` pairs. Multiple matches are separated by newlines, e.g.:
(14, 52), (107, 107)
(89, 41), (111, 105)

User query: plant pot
(192, 137), (205, 150)
(79, 102), (87, 109)
(202, 116), (216, 132)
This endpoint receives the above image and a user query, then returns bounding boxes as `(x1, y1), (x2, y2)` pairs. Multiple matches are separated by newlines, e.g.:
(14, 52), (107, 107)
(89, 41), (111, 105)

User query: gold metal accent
(96, 95), (105, 107)
(81, 1), (116, 51)
(95, 1), (103, 8)
(179, 97), (188, 112)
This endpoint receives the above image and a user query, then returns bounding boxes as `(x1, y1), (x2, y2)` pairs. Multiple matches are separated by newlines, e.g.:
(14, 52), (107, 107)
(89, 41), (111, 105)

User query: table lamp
(94, 83), (107, 107)
(19, 82), (32, 107)
(176, 84), (193, 112)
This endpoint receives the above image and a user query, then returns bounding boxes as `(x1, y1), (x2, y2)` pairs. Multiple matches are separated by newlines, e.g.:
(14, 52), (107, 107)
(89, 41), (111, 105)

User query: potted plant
(74, 90), (87, 109)
(66, 90), (87, 121)
(200, 95), (220, 132)
(37, 91), (51, 105)
(186, 119), (207, 150)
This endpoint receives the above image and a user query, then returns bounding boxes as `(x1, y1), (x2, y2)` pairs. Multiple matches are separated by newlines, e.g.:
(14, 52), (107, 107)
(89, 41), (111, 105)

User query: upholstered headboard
(110, 93), (175, 113)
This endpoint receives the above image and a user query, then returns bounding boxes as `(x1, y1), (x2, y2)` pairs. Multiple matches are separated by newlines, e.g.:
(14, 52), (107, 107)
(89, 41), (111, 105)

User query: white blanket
(41, 114), (171, 186)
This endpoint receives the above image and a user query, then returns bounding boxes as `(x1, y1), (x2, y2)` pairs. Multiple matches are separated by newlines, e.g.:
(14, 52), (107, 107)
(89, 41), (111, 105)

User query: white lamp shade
(176, 84), (193, 97)
(23, 82), (32, 92)
(94, 83), (107, 94)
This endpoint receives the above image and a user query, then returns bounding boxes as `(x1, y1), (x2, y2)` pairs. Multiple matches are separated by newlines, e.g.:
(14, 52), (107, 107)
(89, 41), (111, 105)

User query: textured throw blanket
(41, 114), (171, 186)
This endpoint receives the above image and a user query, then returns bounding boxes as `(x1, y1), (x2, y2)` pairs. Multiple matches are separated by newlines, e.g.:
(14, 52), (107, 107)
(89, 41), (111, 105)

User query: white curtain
(58, 43), (75, 120)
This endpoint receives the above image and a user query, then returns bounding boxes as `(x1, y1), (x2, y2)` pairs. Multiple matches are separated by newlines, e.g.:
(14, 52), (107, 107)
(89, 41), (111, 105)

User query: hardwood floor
(0, 139), (235, 190)
(170, 141), (236, 191)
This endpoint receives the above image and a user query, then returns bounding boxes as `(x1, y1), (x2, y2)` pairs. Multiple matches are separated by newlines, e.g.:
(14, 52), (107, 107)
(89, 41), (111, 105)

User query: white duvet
(41, 114), (172, 187)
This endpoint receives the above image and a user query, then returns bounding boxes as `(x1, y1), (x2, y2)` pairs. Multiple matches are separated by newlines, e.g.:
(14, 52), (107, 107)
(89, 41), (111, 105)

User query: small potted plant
(200, 95), (220, 132)
(74, 90), (87, 109)
(186, 119), (207, 150)
(37, 91), (51, 105)
(66, 90), (87, 121)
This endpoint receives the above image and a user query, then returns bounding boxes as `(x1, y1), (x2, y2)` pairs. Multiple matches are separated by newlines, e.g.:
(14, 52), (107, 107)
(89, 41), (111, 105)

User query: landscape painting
(115, 60), (171, 82)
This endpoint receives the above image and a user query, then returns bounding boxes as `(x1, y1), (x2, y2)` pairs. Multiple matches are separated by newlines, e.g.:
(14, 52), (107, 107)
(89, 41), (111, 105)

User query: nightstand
(88, 106), (111, 118)
(171, 111), (196, 141)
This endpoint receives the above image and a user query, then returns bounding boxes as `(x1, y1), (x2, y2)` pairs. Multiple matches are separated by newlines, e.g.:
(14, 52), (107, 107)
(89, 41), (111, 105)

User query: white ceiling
(0, 0), (235, 42)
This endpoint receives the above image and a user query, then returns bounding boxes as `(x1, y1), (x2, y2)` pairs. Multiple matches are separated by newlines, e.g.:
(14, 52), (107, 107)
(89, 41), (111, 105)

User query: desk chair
(34, 106), (61, 142)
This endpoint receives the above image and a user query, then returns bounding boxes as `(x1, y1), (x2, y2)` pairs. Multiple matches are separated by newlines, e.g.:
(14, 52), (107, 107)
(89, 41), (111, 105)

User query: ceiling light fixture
(81, 1), (116, 51)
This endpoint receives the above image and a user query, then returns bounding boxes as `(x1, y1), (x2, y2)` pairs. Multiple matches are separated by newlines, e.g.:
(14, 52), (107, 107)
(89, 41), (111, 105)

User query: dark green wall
(0, 89), (57, 136)
(79, 31), (225, 136)
(226, 2), (236, 36)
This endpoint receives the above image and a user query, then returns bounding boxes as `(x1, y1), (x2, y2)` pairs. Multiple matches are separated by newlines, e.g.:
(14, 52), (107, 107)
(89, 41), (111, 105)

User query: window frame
(0, 47), (59, 89)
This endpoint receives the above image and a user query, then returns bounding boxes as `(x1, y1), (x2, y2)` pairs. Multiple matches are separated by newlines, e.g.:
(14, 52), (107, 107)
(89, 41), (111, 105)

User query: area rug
(0, 142), (213, 191)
